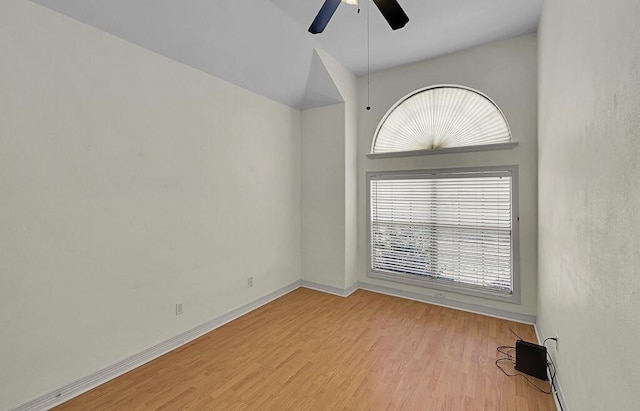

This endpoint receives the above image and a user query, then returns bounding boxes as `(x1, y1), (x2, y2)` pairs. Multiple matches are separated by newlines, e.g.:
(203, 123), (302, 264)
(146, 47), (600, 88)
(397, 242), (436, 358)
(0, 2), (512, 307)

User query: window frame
(366, 165), (520, 304)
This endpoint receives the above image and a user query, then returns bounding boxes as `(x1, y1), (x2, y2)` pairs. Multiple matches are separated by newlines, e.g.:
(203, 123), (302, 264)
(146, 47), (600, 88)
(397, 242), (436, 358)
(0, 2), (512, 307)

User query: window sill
(367, 142), (518, 159)
(368, 270), (520, 305)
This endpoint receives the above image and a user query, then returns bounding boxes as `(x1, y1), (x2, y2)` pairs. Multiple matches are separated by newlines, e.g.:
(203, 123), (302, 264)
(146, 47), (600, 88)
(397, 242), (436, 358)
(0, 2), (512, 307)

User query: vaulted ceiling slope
(31, 0), (542, 109)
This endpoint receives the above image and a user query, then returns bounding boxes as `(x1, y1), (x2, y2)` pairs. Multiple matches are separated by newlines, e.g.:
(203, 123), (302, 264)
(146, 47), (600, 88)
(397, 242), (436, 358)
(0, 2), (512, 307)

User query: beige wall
(537, 0), (640, 409)
(357, 34), (539, 316)
(314, 50), (359, 290)
(302, 103), (346, 289)
(0, 1), (301, 409)
(301, 50), (358, 291)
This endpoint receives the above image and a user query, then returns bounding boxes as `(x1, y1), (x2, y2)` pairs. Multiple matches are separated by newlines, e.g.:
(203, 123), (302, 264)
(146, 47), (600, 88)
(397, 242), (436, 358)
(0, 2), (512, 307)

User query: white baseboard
(300, 280), (357, 297)
(534, 324), (569, 411)
(11, 280), (301, 411)
(302, 281), (536, 325)
(13, 279), (541, 410)
(344, 281), (359, 297)
(358, 281), (537, 324)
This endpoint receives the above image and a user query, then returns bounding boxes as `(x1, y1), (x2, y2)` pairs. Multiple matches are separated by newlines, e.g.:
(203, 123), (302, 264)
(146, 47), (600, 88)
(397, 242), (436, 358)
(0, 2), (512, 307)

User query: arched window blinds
(371, 85), (512, 154)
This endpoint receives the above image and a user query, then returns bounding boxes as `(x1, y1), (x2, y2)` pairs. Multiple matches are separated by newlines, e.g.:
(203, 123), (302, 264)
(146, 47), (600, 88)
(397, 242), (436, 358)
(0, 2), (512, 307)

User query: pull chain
(366, 0), (371, 110)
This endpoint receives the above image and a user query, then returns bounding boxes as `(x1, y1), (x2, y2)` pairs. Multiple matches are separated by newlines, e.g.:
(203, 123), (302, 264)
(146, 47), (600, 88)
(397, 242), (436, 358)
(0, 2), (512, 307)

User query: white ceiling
(31, 0), (542, 109)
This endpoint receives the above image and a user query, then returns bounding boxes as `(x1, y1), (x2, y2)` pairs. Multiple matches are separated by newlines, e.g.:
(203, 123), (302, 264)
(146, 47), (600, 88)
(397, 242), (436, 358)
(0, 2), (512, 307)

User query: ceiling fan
(309, 0), (409, 34)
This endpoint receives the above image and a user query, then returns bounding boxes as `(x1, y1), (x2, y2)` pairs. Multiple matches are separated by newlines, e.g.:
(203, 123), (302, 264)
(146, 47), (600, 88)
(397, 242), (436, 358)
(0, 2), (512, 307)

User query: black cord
(495, 357), (553, 394)
(495, 341), (554, 395)
(495, 337), (563, 404)
(543, 338), (564, 411)
(365, 0), (371, 111)
(509, 328), (524, 341)
(496, 345), (515, 359)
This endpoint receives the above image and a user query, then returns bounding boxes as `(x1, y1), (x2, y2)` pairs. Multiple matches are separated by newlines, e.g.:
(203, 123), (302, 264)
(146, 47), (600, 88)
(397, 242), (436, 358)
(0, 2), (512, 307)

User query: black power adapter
(515, 340), (548, 380)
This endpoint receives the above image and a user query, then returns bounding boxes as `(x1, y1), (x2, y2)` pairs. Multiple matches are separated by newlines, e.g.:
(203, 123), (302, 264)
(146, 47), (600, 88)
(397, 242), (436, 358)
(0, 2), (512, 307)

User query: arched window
(366, 85), (520, 303)
(371, 85), (513, 154)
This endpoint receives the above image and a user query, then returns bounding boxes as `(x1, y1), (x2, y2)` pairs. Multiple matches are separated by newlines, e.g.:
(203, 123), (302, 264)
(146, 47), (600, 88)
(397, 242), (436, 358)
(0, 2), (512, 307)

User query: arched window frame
(368, 85), (518, 159)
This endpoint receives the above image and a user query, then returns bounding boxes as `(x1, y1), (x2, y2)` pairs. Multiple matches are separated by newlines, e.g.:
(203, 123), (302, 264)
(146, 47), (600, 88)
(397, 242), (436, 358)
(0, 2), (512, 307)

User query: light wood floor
(55, 288), (555, 410)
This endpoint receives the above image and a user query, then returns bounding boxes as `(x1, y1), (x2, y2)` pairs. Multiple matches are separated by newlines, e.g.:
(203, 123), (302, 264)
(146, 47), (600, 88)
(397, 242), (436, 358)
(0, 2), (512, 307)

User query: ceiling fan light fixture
(309, 0), (408, 34)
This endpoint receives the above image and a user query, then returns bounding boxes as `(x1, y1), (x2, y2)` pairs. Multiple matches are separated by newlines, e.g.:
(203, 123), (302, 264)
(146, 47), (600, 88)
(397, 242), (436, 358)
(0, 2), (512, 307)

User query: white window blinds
(369, 169), (515, 295)
(371, 85), (512, 154)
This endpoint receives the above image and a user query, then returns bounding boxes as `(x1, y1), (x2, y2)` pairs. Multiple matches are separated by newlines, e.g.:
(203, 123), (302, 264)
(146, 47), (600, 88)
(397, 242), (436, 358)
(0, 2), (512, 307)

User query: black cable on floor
(495, 343), (554, 395)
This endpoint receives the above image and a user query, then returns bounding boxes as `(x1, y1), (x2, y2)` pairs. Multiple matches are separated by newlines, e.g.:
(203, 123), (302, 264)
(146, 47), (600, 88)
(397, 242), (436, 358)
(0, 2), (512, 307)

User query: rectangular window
(367, 166), (519, 303)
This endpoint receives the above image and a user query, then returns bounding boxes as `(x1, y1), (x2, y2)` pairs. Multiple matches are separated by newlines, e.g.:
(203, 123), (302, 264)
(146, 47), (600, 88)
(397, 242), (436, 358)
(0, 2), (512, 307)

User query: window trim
(367, 142), (518, 159)
(366, 165), (521, 304)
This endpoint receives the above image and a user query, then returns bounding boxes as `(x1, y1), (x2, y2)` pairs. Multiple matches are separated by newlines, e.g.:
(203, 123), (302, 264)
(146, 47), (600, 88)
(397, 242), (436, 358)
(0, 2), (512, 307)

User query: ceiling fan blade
(309, 0), (342, 34)
(372, 0), (409, 30)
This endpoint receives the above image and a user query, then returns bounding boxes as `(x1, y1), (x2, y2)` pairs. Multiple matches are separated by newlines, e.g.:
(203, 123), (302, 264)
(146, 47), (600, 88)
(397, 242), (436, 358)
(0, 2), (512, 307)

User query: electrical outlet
(247, 277), (254, 288)
(176, 303), (183, 316)
(435, 291), (446, 299)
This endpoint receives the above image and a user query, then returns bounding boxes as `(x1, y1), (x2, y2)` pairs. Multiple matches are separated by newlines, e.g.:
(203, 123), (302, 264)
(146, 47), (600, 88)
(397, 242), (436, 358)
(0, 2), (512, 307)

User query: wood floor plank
(54, 288), (556, 410)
